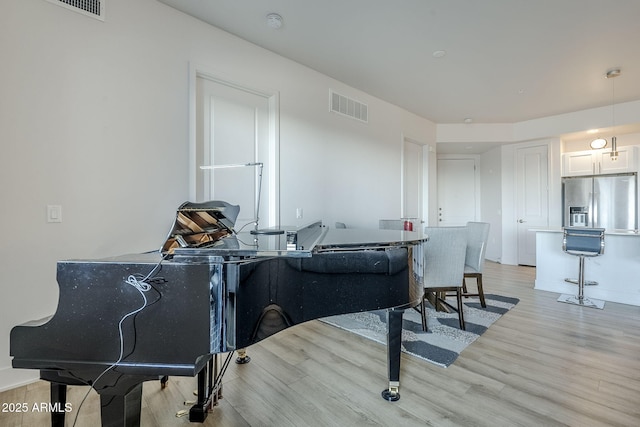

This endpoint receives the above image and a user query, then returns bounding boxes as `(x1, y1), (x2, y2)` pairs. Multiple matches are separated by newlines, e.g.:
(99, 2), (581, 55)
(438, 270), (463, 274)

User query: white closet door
(437, 158), (476, 226)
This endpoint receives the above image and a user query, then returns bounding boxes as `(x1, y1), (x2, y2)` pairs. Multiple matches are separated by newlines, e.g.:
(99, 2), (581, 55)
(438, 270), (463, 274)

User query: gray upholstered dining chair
(462, 222), (490, 308)
(420, 226), (468, 332)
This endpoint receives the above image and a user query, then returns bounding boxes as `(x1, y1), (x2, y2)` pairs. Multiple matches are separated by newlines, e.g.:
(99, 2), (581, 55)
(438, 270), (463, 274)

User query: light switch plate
(47, 205), (62, 223)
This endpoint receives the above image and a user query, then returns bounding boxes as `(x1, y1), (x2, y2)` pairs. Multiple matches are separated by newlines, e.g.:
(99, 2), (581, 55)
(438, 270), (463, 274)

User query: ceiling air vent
(330, 91), (368, 123)
(47, 0), (105, 21)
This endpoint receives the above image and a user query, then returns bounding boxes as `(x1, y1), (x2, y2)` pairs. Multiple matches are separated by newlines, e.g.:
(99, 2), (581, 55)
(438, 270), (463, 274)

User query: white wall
(0, 0), (436, 391)
(479, 147), (503, 262)
(438, 100), (640, 144)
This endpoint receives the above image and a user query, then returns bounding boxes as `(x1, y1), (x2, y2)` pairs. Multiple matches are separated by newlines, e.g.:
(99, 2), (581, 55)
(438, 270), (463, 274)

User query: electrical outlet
(296, 208), (303, 219)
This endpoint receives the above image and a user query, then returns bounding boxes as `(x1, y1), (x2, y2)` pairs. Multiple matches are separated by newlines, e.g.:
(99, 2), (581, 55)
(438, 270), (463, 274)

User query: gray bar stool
(557, 227), (605, 309)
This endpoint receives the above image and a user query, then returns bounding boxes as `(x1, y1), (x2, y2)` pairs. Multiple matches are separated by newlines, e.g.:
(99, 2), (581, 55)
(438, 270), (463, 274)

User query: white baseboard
(0, 367), (39, 393)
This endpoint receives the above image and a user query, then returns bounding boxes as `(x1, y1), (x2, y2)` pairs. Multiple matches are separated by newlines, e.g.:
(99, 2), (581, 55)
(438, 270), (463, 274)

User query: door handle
(518, 219), (526, 223)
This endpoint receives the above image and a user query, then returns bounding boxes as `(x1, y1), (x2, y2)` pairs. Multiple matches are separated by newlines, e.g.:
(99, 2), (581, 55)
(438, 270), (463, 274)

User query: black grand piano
(10, 201), (426, 427)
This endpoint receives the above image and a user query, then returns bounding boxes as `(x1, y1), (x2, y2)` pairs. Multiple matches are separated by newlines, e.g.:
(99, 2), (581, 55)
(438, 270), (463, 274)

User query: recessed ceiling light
(464, 118), (473, 124)
(432, 50), (446, 58)
(266, 13), (283, 29)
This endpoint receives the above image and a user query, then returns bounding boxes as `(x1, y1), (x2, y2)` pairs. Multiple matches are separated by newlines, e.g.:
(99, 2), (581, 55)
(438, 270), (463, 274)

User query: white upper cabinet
(562, 146), (637, 176)
(599, 146), (636, 174)
(562, 151), (595, 176)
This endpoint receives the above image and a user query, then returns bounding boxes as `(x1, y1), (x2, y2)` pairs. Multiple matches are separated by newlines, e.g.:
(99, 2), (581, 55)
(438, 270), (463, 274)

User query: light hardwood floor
(2, 262), (639, 426)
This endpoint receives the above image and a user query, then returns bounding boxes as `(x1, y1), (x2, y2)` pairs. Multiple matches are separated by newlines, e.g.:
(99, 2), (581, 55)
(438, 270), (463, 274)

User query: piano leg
(189, 353), (235, 421)
(99, 383), (143, 427)
(381, 308), (404, 402)
(50, 382), (67, 427)
(189, 356), (213, 422)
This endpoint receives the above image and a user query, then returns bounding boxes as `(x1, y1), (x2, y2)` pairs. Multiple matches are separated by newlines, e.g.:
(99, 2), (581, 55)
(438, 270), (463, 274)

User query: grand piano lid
(171, 221), (326, 259)
(160, 200), (240, 255)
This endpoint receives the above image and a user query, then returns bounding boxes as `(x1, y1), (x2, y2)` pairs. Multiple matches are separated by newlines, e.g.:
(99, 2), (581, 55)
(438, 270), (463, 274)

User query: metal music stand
(557, 227), (605, 309)
(200, 162), (283, 235)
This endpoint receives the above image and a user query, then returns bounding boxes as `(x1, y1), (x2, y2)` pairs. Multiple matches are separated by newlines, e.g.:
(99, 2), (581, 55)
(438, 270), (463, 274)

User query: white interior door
(516, 145), (549, 266)
(195, 75), (277, 229)
(437, 158), (476, 226)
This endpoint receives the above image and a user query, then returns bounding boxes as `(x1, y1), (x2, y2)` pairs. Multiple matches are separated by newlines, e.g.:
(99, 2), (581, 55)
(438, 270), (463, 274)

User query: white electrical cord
(71, 263), (160, 427)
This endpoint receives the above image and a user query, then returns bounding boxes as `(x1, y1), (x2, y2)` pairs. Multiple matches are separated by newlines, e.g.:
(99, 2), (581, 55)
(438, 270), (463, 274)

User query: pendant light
(606, 68), (621, 160)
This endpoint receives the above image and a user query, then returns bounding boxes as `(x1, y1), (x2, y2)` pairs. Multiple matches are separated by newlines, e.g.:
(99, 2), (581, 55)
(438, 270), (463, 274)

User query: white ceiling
(158, 0), (640, 145)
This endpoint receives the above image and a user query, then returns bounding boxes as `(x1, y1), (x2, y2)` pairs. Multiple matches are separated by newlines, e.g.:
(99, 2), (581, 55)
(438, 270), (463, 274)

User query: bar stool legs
(563, 255), (598, 287)
(557, 254), (605, 309)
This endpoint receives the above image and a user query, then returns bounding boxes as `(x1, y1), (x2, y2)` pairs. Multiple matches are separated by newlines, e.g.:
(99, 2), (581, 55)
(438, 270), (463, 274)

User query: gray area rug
(321, 294), (519, 367)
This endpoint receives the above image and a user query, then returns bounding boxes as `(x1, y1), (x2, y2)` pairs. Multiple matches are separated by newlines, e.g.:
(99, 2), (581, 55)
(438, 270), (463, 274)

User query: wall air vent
(46, 0), (105, 21)
(330, 91), (368, 123)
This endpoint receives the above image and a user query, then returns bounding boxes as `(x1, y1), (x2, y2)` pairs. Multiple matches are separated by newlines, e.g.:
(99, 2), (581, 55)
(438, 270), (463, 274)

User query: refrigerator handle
(591, 191), (598, 227)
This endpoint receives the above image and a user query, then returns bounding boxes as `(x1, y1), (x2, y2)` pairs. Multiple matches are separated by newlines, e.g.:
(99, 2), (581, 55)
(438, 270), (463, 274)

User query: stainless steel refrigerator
(562, 172), (638, 231)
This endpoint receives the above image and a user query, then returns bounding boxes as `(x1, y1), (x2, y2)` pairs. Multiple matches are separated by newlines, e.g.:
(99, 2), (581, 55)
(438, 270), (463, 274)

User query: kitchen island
(535, 229), (640, 306)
